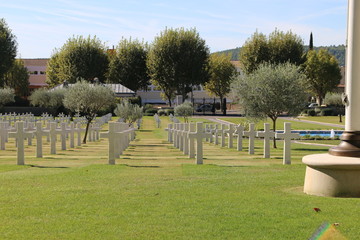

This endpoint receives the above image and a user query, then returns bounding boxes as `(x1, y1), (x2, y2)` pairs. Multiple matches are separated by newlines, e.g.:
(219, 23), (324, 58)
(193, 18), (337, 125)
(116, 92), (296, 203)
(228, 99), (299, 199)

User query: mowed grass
(301, 116), (345, 125)
(0, 116), (357, 239)
(219, 117), (344, 130)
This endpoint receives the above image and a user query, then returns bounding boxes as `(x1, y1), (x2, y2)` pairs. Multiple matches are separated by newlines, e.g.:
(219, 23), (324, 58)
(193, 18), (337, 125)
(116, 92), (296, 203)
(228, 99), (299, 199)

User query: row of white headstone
(0, 112), (89, 127)
(154, 114), (161, 128)
(165, 122), (299, 165)
(100, 122), (136, 165)
(2, 113), (113, 165)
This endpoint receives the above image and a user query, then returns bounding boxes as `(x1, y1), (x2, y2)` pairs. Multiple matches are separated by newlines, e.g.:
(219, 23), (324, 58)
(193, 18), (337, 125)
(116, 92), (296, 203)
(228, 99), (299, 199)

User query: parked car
(196, 104), (213, 112)
(308, 103), (319, 108)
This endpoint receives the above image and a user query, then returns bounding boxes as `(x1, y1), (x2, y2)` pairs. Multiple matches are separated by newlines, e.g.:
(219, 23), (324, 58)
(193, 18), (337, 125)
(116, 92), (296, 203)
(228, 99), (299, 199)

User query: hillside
(215, 45), (346, 66)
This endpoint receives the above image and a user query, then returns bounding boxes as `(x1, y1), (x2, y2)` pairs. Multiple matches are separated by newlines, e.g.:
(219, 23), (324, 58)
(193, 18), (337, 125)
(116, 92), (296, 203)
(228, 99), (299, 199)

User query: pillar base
(329, 131), (360, 157)
(303, 153), (360, 197)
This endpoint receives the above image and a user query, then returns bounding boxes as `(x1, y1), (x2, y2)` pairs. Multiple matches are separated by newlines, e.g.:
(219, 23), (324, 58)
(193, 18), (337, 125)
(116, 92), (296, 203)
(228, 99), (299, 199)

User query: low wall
(0, 107), (49, 116)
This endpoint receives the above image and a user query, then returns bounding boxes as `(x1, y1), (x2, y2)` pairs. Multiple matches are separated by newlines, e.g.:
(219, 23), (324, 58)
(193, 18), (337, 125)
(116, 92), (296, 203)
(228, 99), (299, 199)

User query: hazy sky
(1, 0), (347, 58)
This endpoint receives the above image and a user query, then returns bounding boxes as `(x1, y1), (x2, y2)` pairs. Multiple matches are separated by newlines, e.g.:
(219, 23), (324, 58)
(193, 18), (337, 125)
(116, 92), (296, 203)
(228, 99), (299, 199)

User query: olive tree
(46, 36), (109, 87)
(174, 102), (193, 123)
(114, 99), (143, 125)
(0, 88), (15, 106)
(29, 88), (66, 115)
(63, 81), (115, 143)
(232, 63), (307, 148)
(147, 27), (210, 105)
(324, 92), (345, 122)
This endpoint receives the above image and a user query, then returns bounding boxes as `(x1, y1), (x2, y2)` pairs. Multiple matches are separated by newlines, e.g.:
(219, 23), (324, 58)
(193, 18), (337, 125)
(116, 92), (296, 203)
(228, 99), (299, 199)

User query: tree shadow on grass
(123, 164), (160, 168)
(294, 148), (329, 151)
(28, 164), (69, 169)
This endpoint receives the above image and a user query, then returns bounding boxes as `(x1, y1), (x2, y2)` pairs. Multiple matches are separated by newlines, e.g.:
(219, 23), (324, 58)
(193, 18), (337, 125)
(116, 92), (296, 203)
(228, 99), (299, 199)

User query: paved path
(280, 117), (345, 128)
(293, 140), (336, 148)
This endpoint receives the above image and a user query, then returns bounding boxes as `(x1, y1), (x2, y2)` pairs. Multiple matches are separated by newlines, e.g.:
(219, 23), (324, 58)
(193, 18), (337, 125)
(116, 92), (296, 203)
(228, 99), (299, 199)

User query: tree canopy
(46, 36), (109, 87)
(0, 18), (17, 87)
(232, 63), (307, 148)
(3, 59), (29, 96)
(0, 88), (15, 106)
(174, 102), (193, 123)
(107, 38), (150, 91)
(205, 54), (237, 110)
(302, 49), (342, 105)
(147, 27), (210, 106)
(239, 29), (304, 74)
(63, 81), (115, 143)
(114, 99), (143, 125)
(29, 88), (66, 115)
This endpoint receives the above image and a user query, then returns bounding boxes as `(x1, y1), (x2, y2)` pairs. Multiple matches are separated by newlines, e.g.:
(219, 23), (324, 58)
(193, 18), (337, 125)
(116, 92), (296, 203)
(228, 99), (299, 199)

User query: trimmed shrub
(157, 109), (166, 116)
(144, 108), (158, 116)
(165, 108), (174, 116)
(319, 108), (334, 116)
(307, 109), (316, 116)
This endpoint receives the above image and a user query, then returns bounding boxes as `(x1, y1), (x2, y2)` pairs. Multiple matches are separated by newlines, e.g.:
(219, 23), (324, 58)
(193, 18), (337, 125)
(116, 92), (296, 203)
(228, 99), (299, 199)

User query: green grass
(301, 116), (345, 125)
(0, 116), (355, 239)
(219, 117), (344, 130)
(298, 139), (341, 145)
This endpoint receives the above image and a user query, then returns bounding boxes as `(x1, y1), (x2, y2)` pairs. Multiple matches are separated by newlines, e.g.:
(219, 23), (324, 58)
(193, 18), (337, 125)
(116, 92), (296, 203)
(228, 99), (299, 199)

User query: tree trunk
(317, 96), (323, 106)
(339, 114), (342, 123)
(272, 117), (277, 148)
(167, 95), (172, 107)
(219, 95), (223, 111)
(82, 117), (93, 144)
(182, 92), (187, 104)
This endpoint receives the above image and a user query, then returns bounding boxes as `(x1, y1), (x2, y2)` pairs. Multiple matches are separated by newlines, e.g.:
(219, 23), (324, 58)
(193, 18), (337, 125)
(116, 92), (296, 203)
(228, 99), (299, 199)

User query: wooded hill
(215, 45), (346, 66)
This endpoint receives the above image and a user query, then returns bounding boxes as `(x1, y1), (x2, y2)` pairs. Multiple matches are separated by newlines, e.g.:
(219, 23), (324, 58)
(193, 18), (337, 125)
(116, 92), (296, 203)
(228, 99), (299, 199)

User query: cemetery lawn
(0, 116), (357, 239)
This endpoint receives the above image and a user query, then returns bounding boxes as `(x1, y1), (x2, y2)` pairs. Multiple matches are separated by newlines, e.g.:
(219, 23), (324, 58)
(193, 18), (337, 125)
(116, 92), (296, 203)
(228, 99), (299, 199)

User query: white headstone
(220, 124), (226, 147)
(49, 122), (62, 154)
(165, 123), (173, 143)
(60, 122), (70, 150)
(243, 123), (256, 155)
(225, 124), (235, 148)
(188, 122), (211, 164)
(235, 124), (244, 151)
(182, 123), (189, 155)
(188, 123), (196, 158)
(257, 123), (275, 158)
(275, 122), (300, 165)
(214, 125), (220, 145)
(75, 123), (84, 146)
(9, 121), (32, 165)
(0, 122), (9, 150)
(34, 122), (50, 158)
(100, 122), (129, 165)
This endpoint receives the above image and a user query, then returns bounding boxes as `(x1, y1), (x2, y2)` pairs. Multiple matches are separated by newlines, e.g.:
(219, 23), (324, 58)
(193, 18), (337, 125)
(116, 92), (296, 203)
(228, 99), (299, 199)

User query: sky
(0, 0), (348, 58)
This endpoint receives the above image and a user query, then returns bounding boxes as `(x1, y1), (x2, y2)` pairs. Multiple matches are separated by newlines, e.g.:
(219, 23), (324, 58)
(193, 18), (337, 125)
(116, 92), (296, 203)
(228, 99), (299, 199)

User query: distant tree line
(216, 45), (346, 66)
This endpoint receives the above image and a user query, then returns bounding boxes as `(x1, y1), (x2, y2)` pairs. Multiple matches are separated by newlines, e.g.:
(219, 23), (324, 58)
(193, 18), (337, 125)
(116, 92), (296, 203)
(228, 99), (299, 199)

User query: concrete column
(345, 0), (360, 131)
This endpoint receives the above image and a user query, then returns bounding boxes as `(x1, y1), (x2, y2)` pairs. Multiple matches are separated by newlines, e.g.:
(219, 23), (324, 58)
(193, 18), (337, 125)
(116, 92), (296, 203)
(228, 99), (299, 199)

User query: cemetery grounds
(0, 116), (357, 239)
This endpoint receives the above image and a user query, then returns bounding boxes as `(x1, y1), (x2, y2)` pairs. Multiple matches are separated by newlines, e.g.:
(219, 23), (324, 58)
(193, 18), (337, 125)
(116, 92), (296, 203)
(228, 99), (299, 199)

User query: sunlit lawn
(300, 116), (345, 125)
(0, 116), (355, 239)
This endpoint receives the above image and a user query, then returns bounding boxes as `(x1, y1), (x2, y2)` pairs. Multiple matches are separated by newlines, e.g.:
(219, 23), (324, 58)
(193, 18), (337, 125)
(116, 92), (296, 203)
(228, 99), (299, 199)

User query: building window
(40, 71), (46, 75)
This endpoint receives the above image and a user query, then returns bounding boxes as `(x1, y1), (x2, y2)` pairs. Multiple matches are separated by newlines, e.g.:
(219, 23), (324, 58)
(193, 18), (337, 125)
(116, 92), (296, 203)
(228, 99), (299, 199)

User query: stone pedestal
(303, 153), (360, 197)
